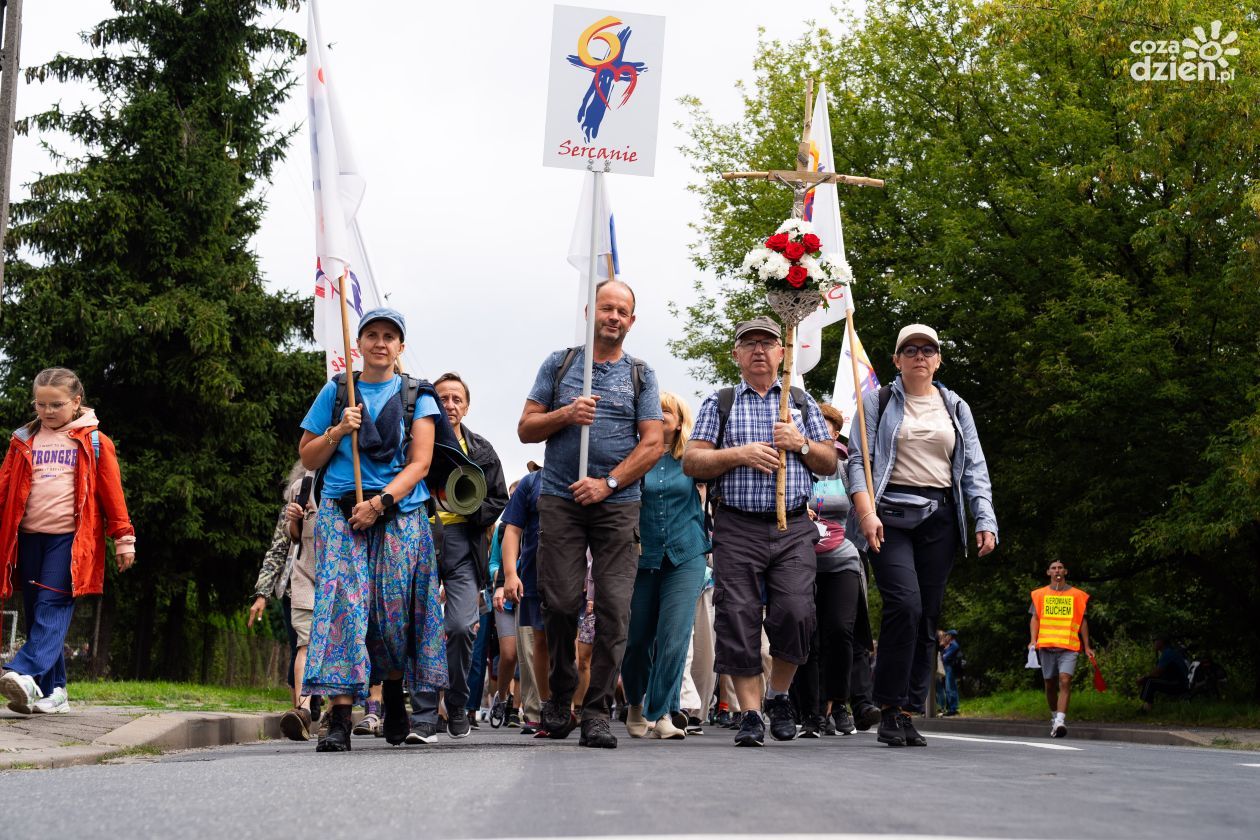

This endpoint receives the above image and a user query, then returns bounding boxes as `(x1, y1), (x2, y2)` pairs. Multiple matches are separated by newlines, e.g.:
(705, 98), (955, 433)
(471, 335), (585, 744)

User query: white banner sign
(542, 5), (666, 177)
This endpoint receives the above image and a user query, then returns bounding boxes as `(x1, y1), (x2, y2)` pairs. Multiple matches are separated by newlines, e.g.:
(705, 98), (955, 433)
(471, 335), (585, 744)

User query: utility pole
(0, 0), (23, 305)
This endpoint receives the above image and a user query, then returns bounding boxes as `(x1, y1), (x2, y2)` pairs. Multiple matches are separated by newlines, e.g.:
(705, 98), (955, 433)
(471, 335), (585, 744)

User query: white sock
(765, 686), (788, 701)
(1054, 712), (1065, 724)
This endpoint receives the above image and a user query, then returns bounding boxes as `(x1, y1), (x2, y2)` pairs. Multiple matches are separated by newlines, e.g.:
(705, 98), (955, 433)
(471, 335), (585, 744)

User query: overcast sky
(12, 0), (858, 481)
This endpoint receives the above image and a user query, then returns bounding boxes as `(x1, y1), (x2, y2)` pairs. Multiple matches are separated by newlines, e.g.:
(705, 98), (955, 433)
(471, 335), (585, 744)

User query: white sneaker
(32, 686), (70, 714)
(648, 714), (687, 740)
(0, 671), (44, 714)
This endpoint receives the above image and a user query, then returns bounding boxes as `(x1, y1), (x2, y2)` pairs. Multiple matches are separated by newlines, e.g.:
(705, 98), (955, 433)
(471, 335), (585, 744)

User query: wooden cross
(720, 79), (884, 529)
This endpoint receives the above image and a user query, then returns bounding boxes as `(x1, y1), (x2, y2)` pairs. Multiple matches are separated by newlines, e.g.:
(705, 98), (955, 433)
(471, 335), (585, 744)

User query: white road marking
(1239, 763), (1260, 767)
(490, 835), (1025, 840)
(923, 733), (1083, 751)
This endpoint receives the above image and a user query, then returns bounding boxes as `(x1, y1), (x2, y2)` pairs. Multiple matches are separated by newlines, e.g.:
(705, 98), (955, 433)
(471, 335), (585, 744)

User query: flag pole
(577, 165), (602, 479)
(845, 310), (875, 508)
(338, 268), (363, 503)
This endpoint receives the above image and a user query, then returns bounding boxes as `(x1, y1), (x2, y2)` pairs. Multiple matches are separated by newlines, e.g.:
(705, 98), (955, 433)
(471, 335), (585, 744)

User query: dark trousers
(792, 568), (861, 717)
(538, 495), (640, 721)
(413, 522), (481, 724)
(870, 487), (959, 710)
(464, 607), (494, 711)
(849, 565), (876, 707)
(621, 557), (706, 721)
(712, 510), (818, 674)
(1140, 676), (1187, 705)
(7, 533), (76, 695)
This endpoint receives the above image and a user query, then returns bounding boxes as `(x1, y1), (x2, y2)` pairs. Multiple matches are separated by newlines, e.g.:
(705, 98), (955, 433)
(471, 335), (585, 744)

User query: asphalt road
(2, 722), (1258, 839)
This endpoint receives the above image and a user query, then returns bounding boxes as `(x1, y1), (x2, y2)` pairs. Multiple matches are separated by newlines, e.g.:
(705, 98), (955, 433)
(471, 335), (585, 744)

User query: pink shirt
(20, 414), (96, 534)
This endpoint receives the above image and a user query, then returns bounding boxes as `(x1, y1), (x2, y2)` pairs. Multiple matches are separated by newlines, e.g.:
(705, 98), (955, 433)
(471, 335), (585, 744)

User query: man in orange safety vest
(1029, 561), (1093, 738)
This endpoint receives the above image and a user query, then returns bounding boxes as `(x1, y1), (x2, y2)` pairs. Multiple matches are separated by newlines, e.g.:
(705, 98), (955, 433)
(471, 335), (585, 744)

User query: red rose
(765, 233), (790, 252)
(786, 265), (808, 288)
(784, 241), (806, 260)
(802, 233), (821, 253)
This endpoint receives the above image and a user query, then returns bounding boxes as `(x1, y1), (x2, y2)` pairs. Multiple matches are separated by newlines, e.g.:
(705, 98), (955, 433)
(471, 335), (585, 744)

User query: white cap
(895, 324), (940, 353)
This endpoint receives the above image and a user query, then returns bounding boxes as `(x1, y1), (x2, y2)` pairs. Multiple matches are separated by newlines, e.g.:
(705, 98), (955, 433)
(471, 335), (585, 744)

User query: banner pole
(338, 268), (363, 503)
(577, 169), (601, 479)
(846, 310), (875, 508)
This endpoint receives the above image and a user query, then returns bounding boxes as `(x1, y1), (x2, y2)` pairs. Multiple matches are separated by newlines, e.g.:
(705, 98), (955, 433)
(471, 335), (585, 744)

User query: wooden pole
(0, 0), (24, 306)
(775, 322), (797, 531)
(845, 311), (876, 508)
(337, 268), (363, 502)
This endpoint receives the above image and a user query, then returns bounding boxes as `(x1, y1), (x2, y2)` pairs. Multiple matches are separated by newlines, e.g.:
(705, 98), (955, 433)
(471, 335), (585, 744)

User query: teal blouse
(638, 452), (710, 570)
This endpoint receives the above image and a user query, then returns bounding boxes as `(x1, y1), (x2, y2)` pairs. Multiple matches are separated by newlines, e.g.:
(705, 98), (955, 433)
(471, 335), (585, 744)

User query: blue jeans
(942, 664), (959, 713)
(620, 555), (706, 721)
(465, 604), (492, 711)
(6, 533), (76, 695)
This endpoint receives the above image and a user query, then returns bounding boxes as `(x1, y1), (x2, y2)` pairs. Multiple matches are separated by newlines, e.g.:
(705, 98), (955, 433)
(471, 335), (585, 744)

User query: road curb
(1, 710), (284, 770)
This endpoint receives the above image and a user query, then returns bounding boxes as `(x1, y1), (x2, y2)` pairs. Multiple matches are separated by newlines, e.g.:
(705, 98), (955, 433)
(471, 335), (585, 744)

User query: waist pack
(337, 489), (396, 524)
(877, 491), (939, 530)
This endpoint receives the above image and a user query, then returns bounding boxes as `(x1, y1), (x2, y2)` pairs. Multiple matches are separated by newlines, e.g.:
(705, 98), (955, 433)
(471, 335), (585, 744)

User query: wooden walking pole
(337, 268), (363, 503)
(845, 310), (876, 508)
(774, 321), (798, 530)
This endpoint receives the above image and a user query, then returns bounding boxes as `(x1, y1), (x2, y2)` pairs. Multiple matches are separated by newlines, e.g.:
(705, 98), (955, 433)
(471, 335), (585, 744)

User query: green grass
(70, 680), (291, 713)
(963, 689), (1260, 728)
(98, 745), (166, 763)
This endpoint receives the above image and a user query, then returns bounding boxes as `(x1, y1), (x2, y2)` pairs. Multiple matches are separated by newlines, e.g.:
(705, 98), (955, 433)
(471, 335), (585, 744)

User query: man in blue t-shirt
(1138, 634), (1190, 711)
(517, 279), (664, 749)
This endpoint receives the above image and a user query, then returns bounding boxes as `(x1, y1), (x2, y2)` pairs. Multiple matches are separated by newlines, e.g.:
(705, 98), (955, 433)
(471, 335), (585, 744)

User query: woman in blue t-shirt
(296, 307), (447, 752)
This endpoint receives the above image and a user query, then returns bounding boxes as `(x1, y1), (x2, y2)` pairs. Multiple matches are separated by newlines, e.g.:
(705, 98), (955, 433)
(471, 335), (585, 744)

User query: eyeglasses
(737, 339), (780, 352)
(898, 344), (939, 358)
(32, 400), (72, 411)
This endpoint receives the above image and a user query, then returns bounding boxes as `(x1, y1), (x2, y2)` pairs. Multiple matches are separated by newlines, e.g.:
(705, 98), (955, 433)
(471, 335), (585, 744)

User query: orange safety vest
(1031, 585), (1089, 651)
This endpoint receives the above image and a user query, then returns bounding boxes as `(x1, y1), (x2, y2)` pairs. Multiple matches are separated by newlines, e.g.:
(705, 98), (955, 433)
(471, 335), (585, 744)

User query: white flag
(308, 0), (376, 376)
(567, 172), (620, 344)
(795, 81), (854, 380)
(832, 324), (881, 439)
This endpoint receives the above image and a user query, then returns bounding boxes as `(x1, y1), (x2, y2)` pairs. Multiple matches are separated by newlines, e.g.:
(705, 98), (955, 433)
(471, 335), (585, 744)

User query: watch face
(606, 477), (619, 489)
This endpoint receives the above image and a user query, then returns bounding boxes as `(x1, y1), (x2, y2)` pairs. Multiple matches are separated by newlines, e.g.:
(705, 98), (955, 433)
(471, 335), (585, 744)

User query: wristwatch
(799, 441), (811, 456)
(605, 476), (620, 491)
(378, 492), (395, 509)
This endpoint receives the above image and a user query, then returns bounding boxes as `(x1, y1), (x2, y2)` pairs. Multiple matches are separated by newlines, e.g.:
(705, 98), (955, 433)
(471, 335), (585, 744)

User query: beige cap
(895, 324), (940, 353)
(734, 315), (782, 341)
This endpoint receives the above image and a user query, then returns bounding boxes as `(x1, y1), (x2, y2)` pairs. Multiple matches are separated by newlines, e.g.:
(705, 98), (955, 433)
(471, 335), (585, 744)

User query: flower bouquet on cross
(740, 217), (853, 529)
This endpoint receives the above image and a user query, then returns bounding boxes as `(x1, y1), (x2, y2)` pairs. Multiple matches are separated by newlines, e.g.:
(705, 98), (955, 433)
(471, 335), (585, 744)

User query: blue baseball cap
(357, 307), (406, 341)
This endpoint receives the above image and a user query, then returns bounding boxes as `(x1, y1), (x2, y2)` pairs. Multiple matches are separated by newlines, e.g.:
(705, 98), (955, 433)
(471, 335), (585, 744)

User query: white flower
(799, 255), (822, 279)
(741, 247), (772, 272)
(821, 254), (853, 286)
(776, 218), (815, 236)
(759, 252), (790, 280)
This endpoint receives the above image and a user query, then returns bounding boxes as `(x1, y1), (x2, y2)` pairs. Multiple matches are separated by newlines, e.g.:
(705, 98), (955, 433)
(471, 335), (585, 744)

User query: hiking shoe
(381, 680), (409, 745)
(32, 686), (70, 715)
(733, 710), (765, 747)
(800, 714), (824, 738)
(1052, 721), (1067, 739)
(898, 712), (927, 746)
(854, 702), (882, 732)
(685, 715), (705, 735)
(280, 707), (312, 741)
(0, 671), (42, 715)
(541, 698), (577, 740)
(832, 704), (857, 735)
(765, 695), (797, 741)
(877, 708), (906, 747)
(448, 707), (472, 739)
(309, 695), (323, 723)
(489, 697), (508, 728)
(405, 722), (438, 745)
(316, 705), (353, 752)
(578, 717), (618, 748)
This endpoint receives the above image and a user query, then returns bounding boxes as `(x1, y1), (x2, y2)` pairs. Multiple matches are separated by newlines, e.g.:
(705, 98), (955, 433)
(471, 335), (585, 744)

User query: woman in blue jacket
(847, 324), (997, 748)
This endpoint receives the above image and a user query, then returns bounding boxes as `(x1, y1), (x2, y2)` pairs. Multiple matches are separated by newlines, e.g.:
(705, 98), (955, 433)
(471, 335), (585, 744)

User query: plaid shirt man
(691, 379), (832, 513)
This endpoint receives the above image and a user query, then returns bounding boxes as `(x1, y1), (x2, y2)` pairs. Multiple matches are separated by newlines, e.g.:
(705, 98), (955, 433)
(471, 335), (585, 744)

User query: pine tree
(0, 0), (322, 678)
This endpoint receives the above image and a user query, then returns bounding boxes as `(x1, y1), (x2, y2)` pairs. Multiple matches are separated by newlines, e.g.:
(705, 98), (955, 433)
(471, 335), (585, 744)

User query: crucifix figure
(721, 79), (884, 529)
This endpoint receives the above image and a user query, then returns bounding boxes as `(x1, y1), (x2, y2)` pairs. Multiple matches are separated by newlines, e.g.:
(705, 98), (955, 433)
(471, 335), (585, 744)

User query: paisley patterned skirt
(302, 499), (448, 701)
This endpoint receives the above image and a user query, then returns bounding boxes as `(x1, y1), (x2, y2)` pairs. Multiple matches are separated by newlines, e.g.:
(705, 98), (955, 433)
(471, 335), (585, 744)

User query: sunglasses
(898, 344), (939, 358)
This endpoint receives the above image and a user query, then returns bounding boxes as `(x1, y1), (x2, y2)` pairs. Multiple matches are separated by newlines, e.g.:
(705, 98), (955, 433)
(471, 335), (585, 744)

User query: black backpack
(549, 346), (647, 412)
(314, 372), (485, 510)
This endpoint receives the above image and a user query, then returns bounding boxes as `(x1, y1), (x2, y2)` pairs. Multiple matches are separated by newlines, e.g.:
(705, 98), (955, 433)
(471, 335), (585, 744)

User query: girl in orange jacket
(0, 367), (134, 715)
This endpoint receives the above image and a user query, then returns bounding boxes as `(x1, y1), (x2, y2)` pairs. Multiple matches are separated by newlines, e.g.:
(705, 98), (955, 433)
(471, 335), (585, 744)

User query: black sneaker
(821, 715), (838, 736)
(316, 705), (353, 752)
(765, 695), (797, 741)
(405, 722), (438, 745)
(468, 714), (480, 730)
(877, 707), (906, 747)
(800, 714), (824, 738)
(714, 709), (732, 728)
(733, 710), (765, 747)
(685, 715), (705, 735)
(832, 704), (857, 735)
(520, 724), (537, 735)
(578, 717), (618, 748)
(671, 710), (689, 732)
(898, 711), (927, 746)
(448, 707), (472, 739)
(541, 698), (577, 740)
(854, 702), (882, 731)
(381, 680), (409, 745)
(507, 709), (521, 728)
